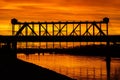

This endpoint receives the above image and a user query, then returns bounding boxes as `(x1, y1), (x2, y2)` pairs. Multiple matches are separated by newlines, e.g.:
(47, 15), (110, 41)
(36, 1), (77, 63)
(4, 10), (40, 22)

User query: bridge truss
(12, 18), (109, 37)
(11, 18), (109, 49)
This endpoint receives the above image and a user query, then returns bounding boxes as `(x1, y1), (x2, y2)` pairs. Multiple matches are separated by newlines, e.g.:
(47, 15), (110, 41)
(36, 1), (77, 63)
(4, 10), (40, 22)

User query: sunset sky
(0, 0), (120, 35)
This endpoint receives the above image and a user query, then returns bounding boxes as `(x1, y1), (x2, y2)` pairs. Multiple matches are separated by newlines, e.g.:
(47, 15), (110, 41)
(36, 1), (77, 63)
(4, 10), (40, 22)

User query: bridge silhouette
(0, 17), (120, 54)
(1, 17), (120, 80)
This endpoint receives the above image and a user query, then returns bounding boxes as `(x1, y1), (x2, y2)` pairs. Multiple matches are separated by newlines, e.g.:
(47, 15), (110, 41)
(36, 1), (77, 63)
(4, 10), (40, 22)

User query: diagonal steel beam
(55, 24), (67, 36)
(93, 23), (106, 36)
(69, 24), (80, 36)
(40, 24), (51, 36)
(82, 24), (93, 36)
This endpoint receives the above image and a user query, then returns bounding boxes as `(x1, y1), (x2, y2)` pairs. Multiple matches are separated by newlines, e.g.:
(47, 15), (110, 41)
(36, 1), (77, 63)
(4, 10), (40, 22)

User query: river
(17, 53), (120, 80)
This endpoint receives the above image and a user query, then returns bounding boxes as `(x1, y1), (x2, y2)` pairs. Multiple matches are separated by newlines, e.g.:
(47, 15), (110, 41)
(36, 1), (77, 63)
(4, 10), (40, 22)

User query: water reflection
(17, 53), (120, 80)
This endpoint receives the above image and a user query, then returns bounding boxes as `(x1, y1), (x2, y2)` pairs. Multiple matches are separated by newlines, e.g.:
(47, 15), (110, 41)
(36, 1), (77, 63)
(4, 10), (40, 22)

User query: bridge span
(1, 17), (119, 80)
(0, 17), (120, 54)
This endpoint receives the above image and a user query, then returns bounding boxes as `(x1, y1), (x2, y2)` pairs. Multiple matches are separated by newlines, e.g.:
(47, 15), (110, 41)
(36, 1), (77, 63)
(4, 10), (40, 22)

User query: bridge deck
(0, 35), (120, 42)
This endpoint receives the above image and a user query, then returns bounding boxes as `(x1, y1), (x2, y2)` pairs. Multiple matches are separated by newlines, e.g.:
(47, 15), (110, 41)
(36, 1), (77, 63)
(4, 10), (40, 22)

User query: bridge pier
(106, 41), (111, 80)
(106, 56), (111, 80)
(0, 42), (17, 66)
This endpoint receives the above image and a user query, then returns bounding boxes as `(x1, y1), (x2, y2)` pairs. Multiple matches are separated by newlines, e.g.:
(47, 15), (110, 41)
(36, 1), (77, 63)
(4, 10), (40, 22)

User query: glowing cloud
(0, 0), (120, 35)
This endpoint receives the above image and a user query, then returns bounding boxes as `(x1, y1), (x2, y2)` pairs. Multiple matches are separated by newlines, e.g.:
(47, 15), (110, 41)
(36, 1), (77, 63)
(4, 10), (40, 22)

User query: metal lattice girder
(93, 23), (106, 36)
(11, 17), (109, 37)
(39, 24), (51, 36)
(15, 23), (38, 36)
(55, 23), (67, 36)
(82, 24), (93, 36)
(69, 23), (80, 36)
(82, 22), (108, 36)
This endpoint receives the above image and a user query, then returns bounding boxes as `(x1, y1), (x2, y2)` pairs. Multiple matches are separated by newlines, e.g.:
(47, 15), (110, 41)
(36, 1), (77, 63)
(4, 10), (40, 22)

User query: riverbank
(0, 48), (74, 80)
(0, 58), (74, 80)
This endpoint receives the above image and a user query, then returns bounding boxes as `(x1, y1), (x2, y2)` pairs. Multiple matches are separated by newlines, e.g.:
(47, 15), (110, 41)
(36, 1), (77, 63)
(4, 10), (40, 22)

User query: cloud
(2, 0), (120, 7)
(0, 0), (120, 35)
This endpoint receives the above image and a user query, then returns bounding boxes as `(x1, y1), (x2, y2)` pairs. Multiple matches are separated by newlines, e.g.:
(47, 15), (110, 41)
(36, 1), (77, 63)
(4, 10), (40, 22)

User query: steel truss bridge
(0, 17), (120, 53)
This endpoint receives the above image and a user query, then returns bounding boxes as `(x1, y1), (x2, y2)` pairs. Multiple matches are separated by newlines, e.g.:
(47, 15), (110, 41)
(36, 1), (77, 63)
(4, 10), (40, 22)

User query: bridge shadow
(0, 47), (74, 80)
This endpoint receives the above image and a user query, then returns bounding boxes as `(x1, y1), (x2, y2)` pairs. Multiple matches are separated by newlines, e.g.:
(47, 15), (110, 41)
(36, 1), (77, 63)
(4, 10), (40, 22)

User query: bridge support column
(11, 41), (17, 63)
(0, 42), (17, 66)
(106, 56), (111, 80)
(106, 41), (111, 80)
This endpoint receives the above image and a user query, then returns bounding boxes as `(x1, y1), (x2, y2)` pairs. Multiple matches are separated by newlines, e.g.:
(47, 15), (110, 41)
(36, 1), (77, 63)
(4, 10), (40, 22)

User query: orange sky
(0, 0), (120, 35)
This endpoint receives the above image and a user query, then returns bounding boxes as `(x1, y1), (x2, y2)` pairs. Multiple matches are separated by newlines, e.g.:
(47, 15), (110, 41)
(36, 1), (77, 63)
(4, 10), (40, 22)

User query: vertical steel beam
(100, 23), (101, 36)
(25, 24), (28, 36)
(86, 23), (88, 45)
(79, 23), (81, 46)
(59, 22), (61, 36)
(32, 23), (34, 35)
(39, 24), (41, 36)
(93, 23), (95, 45)
(12, 24), (15, 35)
(46, 23), (48, 48)
(19, 24), (21, 32)
(53, 23), (54, 49)
(106, 23), (108, 36)
(100, 23), (102, 45)
(25, 24), (28, 49)
(93, 23), (95, 36)
(59, 22), (61, 48)
(73, 23), (74, 47)
(46, 23), (47, 36)
(32, 23), (34, 48)
(39, 24), (41, 48)
(66, 23), (68, 48)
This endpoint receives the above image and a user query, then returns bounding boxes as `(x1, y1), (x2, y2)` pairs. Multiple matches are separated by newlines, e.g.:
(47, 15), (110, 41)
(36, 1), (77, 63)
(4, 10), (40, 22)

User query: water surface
(17, 53), (120, 80)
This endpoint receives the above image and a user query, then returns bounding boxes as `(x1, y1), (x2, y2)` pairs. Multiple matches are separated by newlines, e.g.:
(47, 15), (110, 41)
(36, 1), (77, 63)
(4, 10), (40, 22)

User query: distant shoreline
(16, 45), (120, 58)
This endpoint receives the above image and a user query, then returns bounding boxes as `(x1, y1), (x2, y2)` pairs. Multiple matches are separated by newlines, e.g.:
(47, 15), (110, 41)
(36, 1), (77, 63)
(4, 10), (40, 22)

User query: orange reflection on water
(17, 53), (111, 80)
